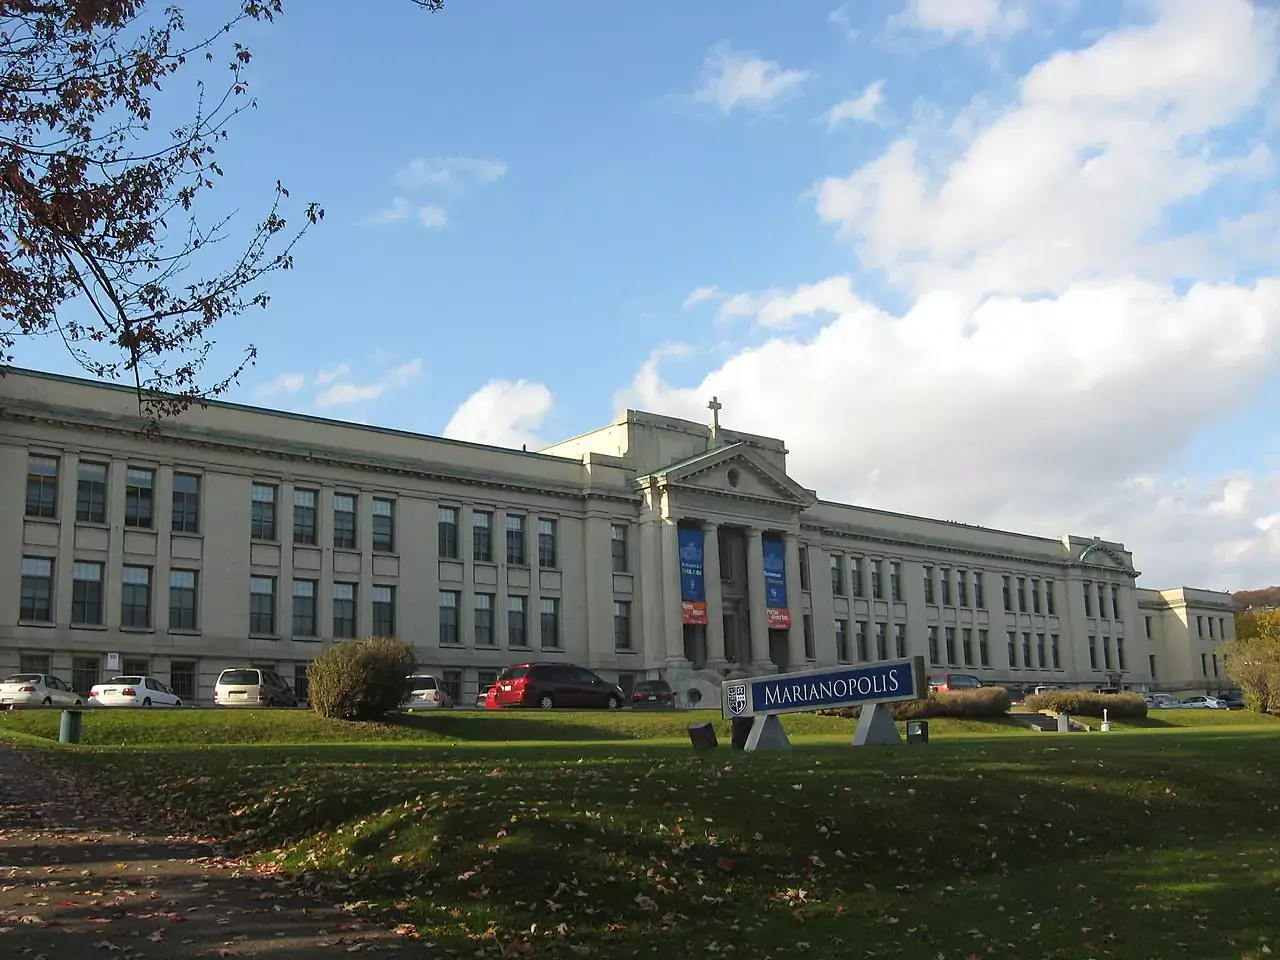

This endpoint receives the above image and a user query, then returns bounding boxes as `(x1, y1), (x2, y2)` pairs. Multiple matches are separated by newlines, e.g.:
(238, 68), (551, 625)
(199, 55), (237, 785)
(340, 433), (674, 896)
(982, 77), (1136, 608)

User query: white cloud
(692, 43), (809, 114)
(315, 363), (350, 385)
(314, 358), (423, 409)
(829, 2), (860, 42)
(365, 197), (411, 225)
(417, 203), (448, 228)
(443, 379), (553, 450)
(393, 156), (508, 192)
(897, 0), (1030, 40)
(827, 80), (886, 129)
(682, 285), (722, 310)
(255, 372), (305, 397)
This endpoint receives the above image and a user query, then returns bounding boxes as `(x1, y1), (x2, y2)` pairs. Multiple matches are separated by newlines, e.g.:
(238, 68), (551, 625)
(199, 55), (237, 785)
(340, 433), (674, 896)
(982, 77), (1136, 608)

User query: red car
(491, 662), (624, 710)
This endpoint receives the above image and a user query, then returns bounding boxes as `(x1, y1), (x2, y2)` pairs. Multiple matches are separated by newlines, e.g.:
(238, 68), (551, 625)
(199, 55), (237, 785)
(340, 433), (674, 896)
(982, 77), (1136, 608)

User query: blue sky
(12, 0), (1280, 589)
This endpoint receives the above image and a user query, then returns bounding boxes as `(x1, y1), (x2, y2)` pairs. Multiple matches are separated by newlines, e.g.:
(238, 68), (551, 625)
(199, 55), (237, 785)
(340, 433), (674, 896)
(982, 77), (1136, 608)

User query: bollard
(1100, 707), (1112, 732)
(58, 709), (83, 745)
(1057, 712), (1070, 733)
(687, 722), (718, 751)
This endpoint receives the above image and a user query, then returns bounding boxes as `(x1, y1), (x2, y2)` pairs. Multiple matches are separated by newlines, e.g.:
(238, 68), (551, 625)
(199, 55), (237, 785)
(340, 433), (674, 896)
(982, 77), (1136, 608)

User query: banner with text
(678, 527), (707, 625)
(762, 536), (790, 630)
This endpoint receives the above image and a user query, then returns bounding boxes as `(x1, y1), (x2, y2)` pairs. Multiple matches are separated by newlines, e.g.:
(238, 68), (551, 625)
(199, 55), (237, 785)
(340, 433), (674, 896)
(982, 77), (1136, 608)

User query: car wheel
(74, 699), (82, 706)
(267, 698), (278, 708)
(605, 695), (621, 710)
(42, 697), (52, 706)
(174, 700), (183, 708)
(143, 698), (152, 707)
(538, 694), (555, 710)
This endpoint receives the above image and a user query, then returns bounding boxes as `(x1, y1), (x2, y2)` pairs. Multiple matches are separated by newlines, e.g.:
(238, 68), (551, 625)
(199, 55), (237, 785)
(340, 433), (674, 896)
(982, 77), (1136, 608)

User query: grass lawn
(5, 710), (1279, 958)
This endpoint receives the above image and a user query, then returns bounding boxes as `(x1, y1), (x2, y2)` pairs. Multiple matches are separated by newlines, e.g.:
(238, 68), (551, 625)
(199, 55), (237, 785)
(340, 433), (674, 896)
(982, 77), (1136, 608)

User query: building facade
(1, 369), (1235, 705)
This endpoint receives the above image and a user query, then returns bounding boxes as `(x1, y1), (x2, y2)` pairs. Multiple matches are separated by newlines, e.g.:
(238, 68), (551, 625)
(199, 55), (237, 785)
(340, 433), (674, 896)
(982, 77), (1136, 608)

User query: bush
(821, 686), (1011, 721)
(1023, 691), (1147, 719)
(307, 638), (416, 721)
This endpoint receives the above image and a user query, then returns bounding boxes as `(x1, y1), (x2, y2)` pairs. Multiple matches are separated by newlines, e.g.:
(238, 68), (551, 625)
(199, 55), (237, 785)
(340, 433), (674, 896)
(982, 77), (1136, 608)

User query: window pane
(73, 562), (102, 581)
(333, 582), (354, 601)
(21, 557), (53, 577)
(294, 489), (316, 508)
(373, 586), (392, 603)
(293, 580), (315, 597)
(251, 484), (276, 502)
(122, 566), (150, 585)
(251, 577), (274, 594)
(126, 468), (153, 487)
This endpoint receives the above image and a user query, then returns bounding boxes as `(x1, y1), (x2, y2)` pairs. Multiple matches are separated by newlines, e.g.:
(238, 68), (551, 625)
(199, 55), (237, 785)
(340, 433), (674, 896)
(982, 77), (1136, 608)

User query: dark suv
(491, 663), (624, 710)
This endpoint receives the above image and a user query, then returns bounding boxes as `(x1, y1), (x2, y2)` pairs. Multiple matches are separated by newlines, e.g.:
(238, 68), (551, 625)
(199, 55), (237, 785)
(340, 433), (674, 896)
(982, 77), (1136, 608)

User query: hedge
(821, 686), (1011, 721)
(307, 637), (416, 721)
(1023, 691), (1148, 719)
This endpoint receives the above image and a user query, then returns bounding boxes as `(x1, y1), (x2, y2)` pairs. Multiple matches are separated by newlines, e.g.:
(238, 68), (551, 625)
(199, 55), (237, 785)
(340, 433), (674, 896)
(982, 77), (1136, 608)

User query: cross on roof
(707, 396), (722, 434)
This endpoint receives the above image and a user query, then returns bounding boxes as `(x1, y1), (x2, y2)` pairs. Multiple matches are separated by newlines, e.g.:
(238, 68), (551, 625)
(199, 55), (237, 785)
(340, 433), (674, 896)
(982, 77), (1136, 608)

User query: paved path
(0, 745), (432, 958)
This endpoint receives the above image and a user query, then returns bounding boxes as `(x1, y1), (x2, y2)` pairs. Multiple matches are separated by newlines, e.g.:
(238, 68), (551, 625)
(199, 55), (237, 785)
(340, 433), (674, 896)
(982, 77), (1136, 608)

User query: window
(940, 568), (953, 606)
(372, 585), (395, 637)
(1219, 617), (1227, 640)
(1016, 577), (1027, 613)
(438, 506), (459, 559)
(1212, 652), (1218, 677)
(1208, 617), (1217, 640)
(169, 661), (196, 702)
(1008, 631), (1018, 668)
(875, 622), (888, 660)
(962, 627), (974, 666)
(372, 499), (395, 553)
(890, 561), (902, 602)
(124, 467), (155, 528)
(1045, 580), (1056, 616)
(442, 669), (463, 707)
(251, 483), (277, 540)
(957, 571), (969, 607)
(538, 518), (558, 568)
(71, 562), (104, 626)
(923, 567), (935, 605)
(477, 669), (499, 693)
(870, 561), (883, 600)
(1149, 654), (1157, 679)
(928, 626), (940, 666)
(1083, 581), (1095, 617)
(76, 462), (108, 523)
(72, 656), (99, 696)
(893, 622), (906, 658)
(506, 515), (526, 565)
(978, 629), (990, 667)
(169, 570), (198, 631)
(25, 454), (58, 519)
(249, 577), (276, 634)
(20, 654), (51, 674)
(1097, 583), (1108, 619)
(850, 557), (862, 597)
(294, 664), (311, 704)
(293, 489), (318, 545)
(798, 545), (810, 591)
(172, 473), (200, 533)
(835, 619), (850, 663)
(123, 657), (150, 676)
(1002, 576), (1013, 611)
(474, 593), (495, 646)
(473, 510), (493, 562)
(831, 555), (845, 596)
(508, 596), (528, 647)
(1200, 652), (1208, 676)
(1196, 615), (1205, 638)
(974, 573), (986, 610)
(439, 591), (461, 645)
(1111, 585), (1121, 620)
(20, 557), (54, 621)
(1118, 637), (1128, 672)
(1144, 615), (1152, 639)
(540, 597), (561, 648)
(292, 580), (317, 637)
(611, 524), (629, 573)
(614, 601), (632, 651)
(1031, 579), (1042, 615)
(120, 566), (151, 628)
(1036, 632), (1046, 669)
(333, 494), (357, 549)
(333, 583), (356, 639)
(1101, 636), (1113, 670)
(856, 621), (870, 661)
(803, 614), (815, 660)
(1022, 632), (1032, 668)
(1088, 635), (1098, 670)
(1050, 634), (1061, 669)
(945, 627), (957, 665)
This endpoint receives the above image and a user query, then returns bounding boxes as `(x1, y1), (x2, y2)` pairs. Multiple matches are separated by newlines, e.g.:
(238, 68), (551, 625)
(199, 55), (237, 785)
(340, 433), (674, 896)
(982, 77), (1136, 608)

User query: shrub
(1023, 691), (1147, 719)
(307, 638), (416, 721)
(821, 686), (1011, 721)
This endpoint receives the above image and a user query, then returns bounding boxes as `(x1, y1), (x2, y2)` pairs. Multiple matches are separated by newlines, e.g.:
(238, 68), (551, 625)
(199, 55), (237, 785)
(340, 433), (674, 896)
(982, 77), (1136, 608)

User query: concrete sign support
(721, 656), (927, 752)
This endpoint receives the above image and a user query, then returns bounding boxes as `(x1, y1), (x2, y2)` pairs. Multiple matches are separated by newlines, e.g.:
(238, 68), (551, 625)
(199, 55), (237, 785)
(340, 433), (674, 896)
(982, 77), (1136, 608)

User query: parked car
(491, 663), (624, 710)
(402, 674), (452, 710)
(0, 673), (82, 708)
(1216, 690), (1246, 710)
(1147, 693), (1180, 709)
(1181, 695), (1229, 709)
(89, 676), (183, 707)
(631, 679), (675, 709)
(212, 668), (298, 707)
(476, 685), (494, 709)
(928, 673), (983, 692)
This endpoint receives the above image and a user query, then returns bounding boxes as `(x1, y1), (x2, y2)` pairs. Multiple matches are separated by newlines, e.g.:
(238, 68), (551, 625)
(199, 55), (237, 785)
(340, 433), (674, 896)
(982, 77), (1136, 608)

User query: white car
(1180, 695), (1229, 710)
(0, 673), (83, 708)
(88, 675), (183, 707)
(402, 674), (453, 710)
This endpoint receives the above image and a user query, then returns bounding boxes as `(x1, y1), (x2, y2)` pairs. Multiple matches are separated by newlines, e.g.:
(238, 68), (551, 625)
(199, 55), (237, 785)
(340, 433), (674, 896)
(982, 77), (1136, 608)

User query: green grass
(10, 711), (1280, 959)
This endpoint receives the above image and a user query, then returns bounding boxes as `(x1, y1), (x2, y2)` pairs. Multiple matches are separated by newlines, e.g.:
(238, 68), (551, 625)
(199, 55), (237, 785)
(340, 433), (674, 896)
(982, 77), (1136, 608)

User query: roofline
(813, 498), (1076, 549)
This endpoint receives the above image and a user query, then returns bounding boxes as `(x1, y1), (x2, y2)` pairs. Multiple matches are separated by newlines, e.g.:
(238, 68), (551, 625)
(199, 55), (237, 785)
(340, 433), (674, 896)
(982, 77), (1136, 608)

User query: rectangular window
(508, 596), (527, 647)
(291, 489), (318, 545)
(957, 570), (969, 607)
(831, 555), (845, 596)
(1083, 581), (1095, 617)
(803, 614), (815, 660)
(849, 556), (863, 597)
(974, 572), (986, 610)
(506, 515), (526, 565)
(72, 656), (99, 696)
(251, 483), (277, 540)
(1016, 577), (1027, 613)
(438, 506), (459, 559)
(835, 619), (850, 663)
(121, 565), (151, 628)
(123, 657), (149, 676)
(855, 620), (869, 662)
(124, 467), (155, 529)
(1002, 575), (1013, 611)
(1111, 585), (1121, 620)
(372, 585), (395, 637)
(333, 583), (356, 639)
(25, 454), (58, 519)
(21, 557), (54, 621)
(611, 524), (629, 573)
(172, 473), (200, 534)
(1022, 632), (1032, 668)
(875, 622), (888, 660)
(1097, 583), (1108, 619)
(76, 462), (108, 523)
(1031, 579), (1042, 615)
(1103, 636), (1114, 670)
(940, 568), (953, 606)
(871, 561), (883, 600)
(1149, 654), (1157, 679)
(439, 590), (461, 646)
(923, 566), (935, 605)
(292, 580), (317, 637)
(1219, 617), (1227, 640)
(169, 570), (198, 631)
(1088, 635), (1098, 670)
(978, 629), (990, 667)
(1036, 632), (1047, 669)
(945, 626), (957, 665)
(1144, 615), (1152, 639)
(1008, 631), (1018, 668)
(71, 561), (104, 626)
(893, 622), (906, 658)
(20, 654), (51, 674)
(442, 669), (463, 707)
(928, 626), (940, 666)
(538, 518), (558, 568)
(250, 576), (276, 635)
(473, 510), (493, 562)
(962, 627), (974, 666)
(333, 494), (357, 549)
(1201, 651), (1208, 676)
(372, 498), (395, 553)
(1118, 636), (1128, 672)
(474, 593), (495, 646)
(540, 597), (561, 648)
(1197, 615), (1205, 638)
(1050, 634), (1061, 669)
(1211, 652), (1218, 677)
(1045, 580), (1056, 616)
(890, 561), (902, 602)
(294, 664), (310, 704)
(169, 661), (196, 702)
(798, 545), (810, 591)
(614, 600), (632, 651)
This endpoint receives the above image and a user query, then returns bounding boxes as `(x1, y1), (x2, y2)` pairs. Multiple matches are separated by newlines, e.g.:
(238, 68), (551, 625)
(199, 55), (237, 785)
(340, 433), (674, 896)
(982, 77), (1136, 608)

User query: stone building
(1, 368), (1235, 705)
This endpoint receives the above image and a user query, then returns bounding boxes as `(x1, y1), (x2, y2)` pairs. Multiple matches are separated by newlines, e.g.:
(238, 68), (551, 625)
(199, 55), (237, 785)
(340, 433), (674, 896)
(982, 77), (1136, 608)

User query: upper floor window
(372, 585), (395, 637)
(870, 560), (882, 600)
(438, 506), (458, 559)
(71, 561), (104, 626)
(974, 572), (986, 610)
(1002, 575), (1013, 611)
(124, 467), (155, 529)
(120, 565), (152, 629)
(1083, 581), (1095, 617)
(923, 566), (935, 605)
(957, 570), (969, 607)
(333, 494), (357, 549)
(25, 454), (58, 519)
(251, 483), (277, 540)
(372, 498), (395, 552)
(538, 518), (558, 568)
(1111, 585), (1121, 620)
(1045, 579), (1056, 616)
(19, 557), (54, 622)
(940, 568), (953, 606)
(473, 510), (493, 562)
(890, 561), (902, 602)
(293, 489), (318, 545)
(172, 473), (200, 534)
(849, 556), (863, 597)
(1031, 578), (1042, 615)
(1016, 576), (1027, 613)
(611, 523), (629, 573)
(76, 462), (108, 523)
(831, 555), (845, 597)
(797, 544), (809, 591)
(506, 515), (526, 566)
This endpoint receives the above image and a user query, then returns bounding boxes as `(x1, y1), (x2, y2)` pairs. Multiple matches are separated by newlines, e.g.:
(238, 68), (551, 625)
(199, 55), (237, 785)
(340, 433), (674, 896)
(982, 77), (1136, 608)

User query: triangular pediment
(640, 443), (814, 506)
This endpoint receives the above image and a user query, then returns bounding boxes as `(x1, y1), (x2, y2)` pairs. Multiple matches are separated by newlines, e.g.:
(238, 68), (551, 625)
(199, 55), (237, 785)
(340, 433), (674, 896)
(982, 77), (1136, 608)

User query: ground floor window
(123, 657), (149, 676)
(441, 669), (463, 706)
(71, 656), (100, 695)
(294, 663), (311, 702)
(477, 669), (498, 693)
(169, 661), (197, 702)
(20, 653), (50, 674)
(617, 672), (637, 695)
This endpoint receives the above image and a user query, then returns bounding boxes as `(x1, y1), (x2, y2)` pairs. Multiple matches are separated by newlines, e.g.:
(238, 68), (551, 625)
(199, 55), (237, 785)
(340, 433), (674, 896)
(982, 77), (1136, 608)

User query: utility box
(1057, 713), (1071, 733)
(906, 720), (929, 744)
(59, 709), (83, 745)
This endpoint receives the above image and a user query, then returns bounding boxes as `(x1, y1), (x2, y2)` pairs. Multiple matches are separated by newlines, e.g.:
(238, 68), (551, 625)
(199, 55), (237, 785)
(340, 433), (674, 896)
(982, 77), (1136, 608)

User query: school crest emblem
(725, 682), (749, 717)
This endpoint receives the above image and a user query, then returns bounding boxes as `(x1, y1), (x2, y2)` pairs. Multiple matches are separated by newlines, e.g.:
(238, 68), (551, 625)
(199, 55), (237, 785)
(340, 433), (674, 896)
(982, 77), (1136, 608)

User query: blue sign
(721, 657), (926, 719)
(762, 537), (787, 608)
(678, 527), (706, 624)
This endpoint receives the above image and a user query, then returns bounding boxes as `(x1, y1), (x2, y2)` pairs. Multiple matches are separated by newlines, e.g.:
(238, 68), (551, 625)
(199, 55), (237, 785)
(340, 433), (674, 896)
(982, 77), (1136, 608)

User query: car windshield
(106, 676), (144, 685)
(219, 670), (260, 685)
(3, 674), (42, 683)
(635, 681), (668, 692)
(408, 676), (437, 689)
(498, 666), (528, 681)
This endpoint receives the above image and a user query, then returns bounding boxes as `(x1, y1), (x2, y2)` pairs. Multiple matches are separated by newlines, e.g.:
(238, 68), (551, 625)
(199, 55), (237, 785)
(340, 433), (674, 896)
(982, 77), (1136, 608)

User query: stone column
(745, 528), (773, 671)
(660, 517), (690, 668)
(702, 521), (727, 670)
(784, 532), (807, 666)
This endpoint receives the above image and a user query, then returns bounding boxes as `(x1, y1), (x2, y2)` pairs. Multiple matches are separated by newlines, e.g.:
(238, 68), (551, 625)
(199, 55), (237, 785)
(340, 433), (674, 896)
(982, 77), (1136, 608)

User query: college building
(1, 368), (1237, 706)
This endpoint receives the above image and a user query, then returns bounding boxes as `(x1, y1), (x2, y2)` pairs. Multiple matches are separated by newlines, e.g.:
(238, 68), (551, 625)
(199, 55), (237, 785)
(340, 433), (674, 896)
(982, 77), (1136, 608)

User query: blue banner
(721, 657), (925, 719)
(762, 537), (787, 608)
(678, 527), (706, 624)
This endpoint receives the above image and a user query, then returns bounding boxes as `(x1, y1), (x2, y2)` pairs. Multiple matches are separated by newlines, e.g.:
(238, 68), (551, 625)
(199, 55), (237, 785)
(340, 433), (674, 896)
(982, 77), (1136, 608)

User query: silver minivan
(213, 668), (298, 707)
